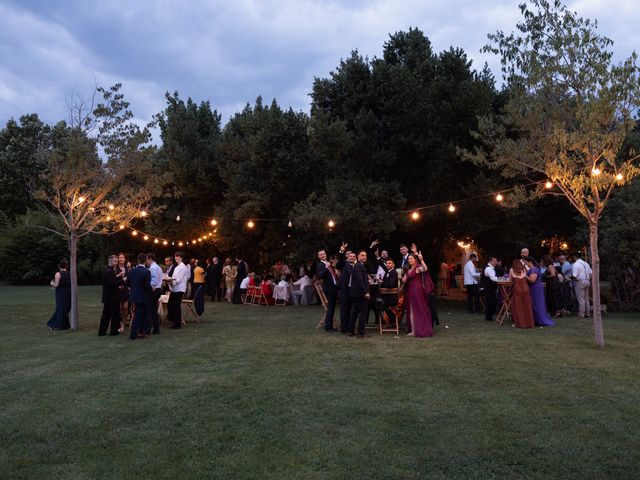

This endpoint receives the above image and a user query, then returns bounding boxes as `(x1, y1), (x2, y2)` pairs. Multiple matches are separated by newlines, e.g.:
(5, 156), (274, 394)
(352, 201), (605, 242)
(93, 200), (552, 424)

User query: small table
(495, 280), (513, 325)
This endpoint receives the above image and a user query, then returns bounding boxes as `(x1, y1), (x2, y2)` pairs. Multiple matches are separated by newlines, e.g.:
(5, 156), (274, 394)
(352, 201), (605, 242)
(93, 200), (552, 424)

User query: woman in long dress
(403, 253), (434, 338)
(541, 255), (563, 317)
(47, 259), (71, 330)
(509, 260), (535, 329)
(222, 258), (237, 302)
(524, 257), (556, 327)
(116, 253), (129, 332)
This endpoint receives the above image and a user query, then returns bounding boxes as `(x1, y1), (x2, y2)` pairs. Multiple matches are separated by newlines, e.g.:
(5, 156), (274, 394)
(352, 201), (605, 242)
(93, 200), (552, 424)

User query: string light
(178, 241), (183, 246)
(211, 219), (217, 226)
(119, 224), (125, 230)
(448, 204), (456, 213)
(592, 167), (601, 176)
(495, 193), (504, 202)
(176, 215), (181, 222)
(140, 210), (148, 218)
(163, 240), (168, 246)
(616, 173), (624, 181)
(143, 235), (149, 241)
(411, 211), (420, 220)
(77, 196), (86, 204)
(247, 220), (255, 229)
(545, 181), (553, 189)
(154, 238), (159, 244)
(288, 219), (293, 228)
(132, 231), (138, 236)
(106, 215), (111, 221)
(327, 219), (335, 228)
(108, 204), (115, 210)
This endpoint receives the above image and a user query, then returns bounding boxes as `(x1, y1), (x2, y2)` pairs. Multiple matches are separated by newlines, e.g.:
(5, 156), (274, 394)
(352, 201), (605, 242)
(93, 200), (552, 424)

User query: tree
(28, 84), (158, 330)
(462, 0), (640, 346)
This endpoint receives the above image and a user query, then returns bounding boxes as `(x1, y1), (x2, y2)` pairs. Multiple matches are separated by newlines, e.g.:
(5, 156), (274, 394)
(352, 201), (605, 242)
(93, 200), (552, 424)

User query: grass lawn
(1, 285), (639, 479)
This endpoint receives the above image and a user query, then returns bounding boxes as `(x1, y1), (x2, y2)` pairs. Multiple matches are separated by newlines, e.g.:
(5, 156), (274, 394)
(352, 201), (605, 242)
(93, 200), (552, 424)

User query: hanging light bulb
(545, 181), (553, 189)
(132, 231), (138, 236)
(247, 220), (255, 229)
(143, 235), (149, 241)
(592, 167), (601, 176)
(106, 215), (111, 221)
(108, 204), (115, 210)
(288, 219), (293, 228)
(77, 196), (86, 204)
(119, 224), (125, 230)
(140, 210), (147, 218)
(163, 240), (168, 246)
(211, 219), (217, 226)
(154, 238), (159, 244)
(327, 219), (335, 228)
(178, 241), (183, 246)
(176, 215), (181, 222)
(448, 204), (456, 213)
(616, 173), (624, 181)
(411, 211), (420, 220)
(495, 193), (504, 202)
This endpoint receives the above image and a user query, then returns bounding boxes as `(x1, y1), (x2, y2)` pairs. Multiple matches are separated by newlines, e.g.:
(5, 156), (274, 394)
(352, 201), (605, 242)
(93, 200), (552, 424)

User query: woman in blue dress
(47, 259), (71, 330)
(524, 257), (556, 327)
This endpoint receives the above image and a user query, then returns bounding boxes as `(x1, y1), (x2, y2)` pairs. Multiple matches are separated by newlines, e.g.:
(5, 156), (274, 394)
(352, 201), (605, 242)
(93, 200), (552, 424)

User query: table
(495, 280), (513, 325)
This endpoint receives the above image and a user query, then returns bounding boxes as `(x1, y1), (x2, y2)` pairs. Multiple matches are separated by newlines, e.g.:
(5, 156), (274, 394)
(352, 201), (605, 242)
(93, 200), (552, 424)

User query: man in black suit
(316, 248), (338, 332)
(336, 243), (356, 334)
(127, 253), (152, 340)
(349, 250), (370, 338)
(232, 254), (247, 304)
(399, 244), (410, 270)
(98, 255), (123, 336)
(210, 256), (223, 302)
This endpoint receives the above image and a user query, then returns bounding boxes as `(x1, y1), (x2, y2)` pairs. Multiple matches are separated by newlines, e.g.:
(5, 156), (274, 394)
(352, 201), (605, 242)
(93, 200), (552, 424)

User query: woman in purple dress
(402, 253), (434, 338)
(524, 257), (556, 327)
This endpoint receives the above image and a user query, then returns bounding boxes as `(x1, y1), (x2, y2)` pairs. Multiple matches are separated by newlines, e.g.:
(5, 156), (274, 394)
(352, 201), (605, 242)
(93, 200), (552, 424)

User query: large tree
(29, 84), (158, 330)
(463, 0), (640, 346)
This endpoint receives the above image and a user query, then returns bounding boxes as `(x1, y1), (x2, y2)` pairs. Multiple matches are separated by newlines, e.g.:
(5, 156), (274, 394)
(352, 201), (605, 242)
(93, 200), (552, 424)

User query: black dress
(47, 271), (71, 330)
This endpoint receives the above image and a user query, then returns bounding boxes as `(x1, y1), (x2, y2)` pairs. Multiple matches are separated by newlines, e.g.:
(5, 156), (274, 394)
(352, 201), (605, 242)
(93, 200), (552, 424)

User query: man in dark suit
(336, 244), (356, 334)
(232, 254), (247, 304)
(349, 250), (370, 338)
(316, 248), (338, 332)
(127, 253), (152, 340)
(98, 255), (123, 336)
(399, 244), (410, 269)
(210, 256), (223, 302)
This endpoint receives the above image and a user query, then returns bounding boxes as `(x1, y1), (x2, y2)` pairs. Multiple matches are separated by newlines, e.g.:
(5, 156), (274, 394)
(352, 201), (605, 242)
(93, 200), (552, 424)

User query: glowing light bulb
(247, 221), (255, 229)
(616, 173), (623, 181)
(163, 240), (168, 246)
(411, 211), (420, 220)
(545, 181), (553, 189)
(288, 219), (293, 228)
(211, 219), (217, 226)
(143, 235), (149, 241)
(119, 224), (125, 230)
(176, 215), (181, 222)
(496, 193), (504, 202)
(140, 210), (147, 217)
(108, 204), (115, 210)
(154, 238), (159, 244)
(178, 241), (183, 247)
(561, 242), (568, 250)
(448, 204), (456, 213)
(78, 196), (86, 203)
(592, 167), (601, 176)
(132, 231), (138, 236)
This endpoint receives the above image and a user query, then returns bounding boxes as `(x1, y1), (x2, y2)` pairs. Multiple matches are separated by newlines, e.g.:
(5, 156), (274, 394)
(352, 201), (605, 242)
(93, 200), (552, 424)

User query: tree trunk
(589, 220), (604, 347)
(69, 231), (79, 331)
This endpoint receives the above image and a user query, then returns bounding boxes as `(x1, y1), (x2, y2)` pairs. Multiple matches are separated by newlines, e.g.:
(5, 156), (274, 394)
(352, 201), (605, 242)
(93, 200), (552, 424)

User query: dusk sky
(1, 0), (638, 128)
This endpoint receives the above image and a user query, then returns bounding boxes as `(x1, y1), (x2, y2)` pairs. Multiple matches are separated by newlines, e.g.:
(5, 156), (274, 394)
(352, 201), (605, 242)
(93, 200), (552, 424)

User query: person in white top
(571, 252), (592, 317)
(168, 251), (190, 329)
(239, 276), (250, 290)
(464, 253), (481, 313)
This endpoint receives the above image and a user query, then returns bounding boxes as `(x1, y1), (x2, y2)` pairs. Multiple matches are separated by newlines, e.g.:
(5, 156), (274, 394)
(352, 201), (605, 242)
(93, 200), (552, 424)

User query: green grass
(1, 285), (639, 479)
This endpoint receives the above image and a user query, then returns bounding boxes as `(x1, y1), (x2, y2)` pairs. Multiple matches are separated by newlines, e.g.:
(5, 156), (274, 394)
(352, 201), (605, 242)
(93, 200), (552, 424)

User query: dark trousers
(130, 303), (147, 339)
(98, 301), (121, 335)
(168, 291), (184, 327)
(211, 281), (223, 302)
(190, 283), (203, 300)
(338, 288), (352, 333)
(429, 293), (439, 327)
(485, 290), (498, 321)
(466, 284), (480, 313)
(145, 289), (162, 333)
(324, 290), (337, 330)
(349, 297), (369, 336)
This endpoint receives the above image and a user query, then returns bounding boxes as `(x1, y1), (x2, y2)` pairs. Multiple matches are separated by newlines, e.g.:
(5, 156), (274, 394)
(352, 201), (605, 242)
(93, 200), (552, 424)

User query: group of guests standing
(463, 246), (593, 329)
(315, 241), (437, 339)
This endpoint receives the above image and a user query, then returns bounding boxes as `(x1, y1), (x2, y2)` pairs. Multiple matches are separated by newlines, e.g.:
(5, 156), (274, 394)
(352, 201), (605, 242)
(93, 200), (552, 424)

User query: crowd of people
(46, 240), (594, 340)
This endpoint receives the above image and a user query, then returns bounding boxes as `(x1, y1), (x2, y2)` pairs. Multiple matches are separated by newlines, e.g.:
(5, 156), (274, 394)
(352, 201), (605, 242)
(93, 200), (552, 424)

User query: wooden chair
(241, 287), (251, 304)
(182, 286), (204, 325)
(252, 287), (270, 307)
(378, 287), (400, 335)
(314, 283), (328, 329)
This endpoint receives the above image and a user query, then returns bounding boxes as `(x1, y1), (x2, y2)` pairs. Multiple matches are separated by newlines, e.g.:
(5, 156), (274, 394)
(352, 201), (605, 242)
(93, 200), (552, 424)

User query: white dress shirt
(572, 259), (592, 281)
(293, 275), (312, 288)
(240, 277), (250, 289)
(464, 260), (481, 285)
(170, 261), (189, 293)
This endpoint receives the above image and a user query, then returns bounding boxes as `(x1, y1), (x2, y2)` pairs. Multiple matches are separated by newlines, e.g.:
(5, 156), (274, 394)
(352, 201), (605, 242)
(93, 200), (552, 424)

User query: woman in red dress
(403, 253), (434, 338)
(509, 260), (535, 329)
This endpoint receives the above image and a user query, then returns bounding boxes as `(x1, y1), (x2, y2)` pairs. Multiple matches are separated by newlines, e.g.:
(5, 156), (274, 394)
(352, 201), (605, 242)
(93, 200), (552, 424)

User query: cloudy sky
(1, 0), (638, 128)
